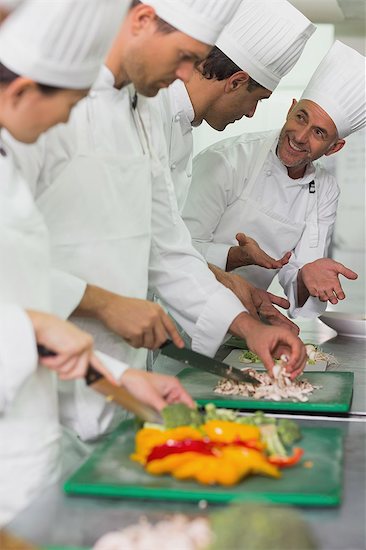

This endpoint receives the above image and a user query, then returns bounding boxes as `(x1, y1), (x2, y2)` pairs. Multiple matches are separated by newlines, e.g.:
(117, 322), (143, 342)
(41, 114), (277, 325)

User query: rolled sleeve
(50, 268), (87, 320)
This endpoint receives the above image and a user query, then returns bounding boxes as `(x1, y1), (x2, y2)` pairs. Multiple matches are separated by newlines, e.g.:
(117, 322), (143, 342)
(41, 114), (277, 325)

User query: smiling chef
(183, 40), (366, 320)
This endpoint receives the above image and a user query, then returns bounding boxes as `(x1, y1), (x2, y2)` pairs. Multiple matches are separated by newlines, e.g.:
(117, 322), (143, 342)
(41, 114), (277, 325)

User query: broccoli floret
(204, 403), (237, 422)
(208, 503), (317, 550)
(161, 403), (202, 428)
(241, 411), (276, 426)
(277, 418), (302, 447)
(260, 423), (287, 457)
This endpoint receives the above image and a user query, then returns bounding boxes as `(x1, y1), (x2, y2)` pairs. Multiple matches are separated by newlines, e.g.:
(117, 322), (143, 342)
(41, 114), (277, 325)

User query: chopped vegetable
(268, 447), (304, 467)
(161, 403), (202, 428)
(277, 418), (302, 447)
(239, 350), (261, 363)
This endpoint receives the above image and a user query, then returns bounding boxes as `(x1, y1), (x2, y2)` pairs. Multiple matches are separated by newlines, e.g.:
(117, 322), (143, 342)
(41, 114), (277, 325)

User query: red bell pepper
(268, 447), (304, 468)
(146, 439), (215, 463)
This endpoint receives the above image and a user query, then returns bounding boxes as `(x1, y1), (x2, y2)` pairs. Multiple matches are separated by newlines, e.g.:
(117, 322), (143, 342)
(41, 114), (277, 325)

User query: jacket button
(174, 114), (181, 122)
(171, 163), (177, 170)
(266, 170), (272, 176)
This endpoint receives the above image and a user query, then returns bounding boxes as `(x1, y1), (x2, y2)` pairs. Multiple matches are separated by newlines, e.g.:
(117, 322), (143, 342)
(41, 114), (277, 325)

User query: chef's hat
(216, 0), (315, 91)
(141, 0), (241, 46)
(0, 0), (129, 89)
(300, 41), (366, 138)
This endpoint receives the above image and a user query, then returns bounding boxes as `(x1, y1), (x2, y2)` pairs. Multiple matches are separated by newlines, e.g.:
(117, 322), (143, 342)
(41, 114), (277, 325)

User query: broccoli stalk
(277, 418), (302, 447)
(161, 403), (202, 428)
(259, 423), (288, 457)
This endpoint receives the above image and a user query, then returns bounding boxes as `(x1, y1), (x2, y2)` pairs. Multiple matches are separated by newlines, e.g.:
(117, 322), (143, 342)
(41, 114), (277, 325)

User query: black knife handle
(37, 344), (102, 385)
(160, 339), (173, 350)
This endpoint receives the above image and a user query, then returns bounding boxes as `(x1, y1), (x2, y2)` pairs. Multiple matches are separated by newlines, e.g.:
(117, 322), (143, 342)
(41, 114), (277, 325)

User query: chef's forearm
(73, 284), (111, 321)
(226, 245), (246, 271)
(296, 269), (310, 308)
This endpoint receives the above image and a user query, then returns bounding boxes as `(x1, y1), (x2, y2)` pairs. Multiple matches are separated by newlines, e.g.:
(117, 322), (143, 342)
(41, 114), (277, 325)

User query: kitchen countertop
(6, 418), (366, 550)
(7, 316), (366, 549)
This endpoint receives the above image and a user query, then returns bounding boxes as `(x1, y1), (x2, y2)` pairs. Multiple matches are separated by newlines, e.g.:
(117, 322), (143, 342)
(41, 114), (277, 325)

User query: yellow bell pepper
(202, 420), (260, 444)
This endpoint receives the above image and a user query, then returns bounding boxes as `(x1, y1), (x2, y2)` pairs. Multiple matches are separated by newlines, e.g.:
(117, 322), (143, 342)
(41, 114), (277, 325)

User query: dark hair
(0, 62), (62, 94)
(130, 0), (176, 34)
(200, 46), (265, 92)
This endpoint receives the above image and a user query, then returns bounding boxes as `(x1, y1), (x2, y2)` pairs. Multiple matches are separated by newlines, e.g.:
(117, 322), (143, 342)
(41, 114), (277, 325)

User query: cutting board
(64, 419), (343, 507)
(223, 349), (328, 372)
(177, 369), (353, 413)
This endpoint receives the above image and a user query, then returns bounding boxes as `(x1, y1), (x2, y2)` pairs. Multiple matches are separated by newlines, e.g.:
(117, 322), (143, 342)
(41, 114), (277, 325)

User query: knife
(37, 345), (163, 424)
(160, 341), (260, 385)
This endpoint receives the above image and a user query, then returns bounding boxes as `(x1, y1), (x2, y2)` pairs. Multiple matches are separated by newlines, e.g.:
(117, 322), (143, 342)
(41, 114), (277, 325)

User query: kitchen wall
(192, 22), (366, 312)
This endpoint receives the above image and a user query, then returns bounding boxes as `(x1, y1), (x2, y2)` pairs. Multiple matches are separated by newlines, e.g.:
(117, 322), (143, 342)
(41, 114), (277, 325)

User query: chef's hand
(27, 310), (114, 382)
(120, 370), (195, 411)
(229, 313), (307, 379)
(297, 258), (358, 307)
(75, 285), (184, 350)
(226, 232), (291, 272)
(209, 264), (299, 334)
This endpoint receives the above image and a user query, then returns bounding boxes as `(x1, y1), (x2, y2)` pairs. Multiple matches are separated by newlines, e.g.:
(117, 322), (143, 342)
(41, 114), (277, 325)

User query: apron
(36, 89), (152, 441)
(213, 133), (319, 289)
(36, 94), (152, 367)
(0, 150), (60, 526)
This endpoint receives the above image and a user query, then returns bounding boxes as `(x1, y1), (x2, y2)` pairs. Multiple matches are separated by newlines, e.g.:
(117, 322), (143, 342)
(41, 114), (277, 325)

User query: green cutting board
(177, 369), (354, 413)
(64, 420), (343, 507)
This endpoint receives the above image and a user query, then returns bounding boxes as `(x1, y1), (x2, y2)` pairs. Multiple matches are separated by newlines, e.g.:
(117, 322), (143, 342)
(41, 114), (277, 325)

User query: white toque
(216, 0), (316, 91)
(142, 0), (242, 46)
(0, 0), (130, 89)
(301, 40), (366, 138)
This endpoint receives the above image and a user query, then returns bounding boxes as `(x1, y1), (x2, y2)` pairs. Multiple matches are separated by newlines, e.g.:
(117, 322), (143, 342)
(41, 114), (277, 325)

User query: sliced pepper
(202, 420), (260, 444)
(268, 447), (304, 468)
(146, 438), (214, 463)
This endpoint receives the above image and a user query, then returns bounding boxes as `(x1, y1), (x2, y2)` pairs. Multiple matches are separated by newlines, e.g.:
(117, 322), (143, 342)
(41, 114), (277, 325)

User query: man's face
(126, 26), (210, 97)
(203, 80), (272, 131)
(277, 99), (345, 175)
(1, 79), (87, 143)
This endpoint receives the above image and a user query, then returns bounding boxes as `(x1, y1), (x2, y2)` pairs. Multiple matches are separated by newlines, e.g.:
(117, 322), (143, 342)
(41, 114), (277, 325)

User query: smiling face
(277, 99), (345, 178)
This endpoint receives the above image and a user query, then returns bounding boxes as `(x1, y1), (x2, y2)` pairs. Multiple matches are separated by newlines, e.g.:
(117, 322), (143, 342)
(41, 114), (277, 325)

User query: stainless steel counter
(7, 317), (366, 549)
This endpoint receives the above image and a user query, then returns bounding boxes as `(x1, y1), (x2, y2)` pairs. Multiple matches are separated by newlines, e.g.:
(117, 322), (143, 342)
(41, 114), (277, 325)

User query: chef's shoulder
(313, 160), (340, 202)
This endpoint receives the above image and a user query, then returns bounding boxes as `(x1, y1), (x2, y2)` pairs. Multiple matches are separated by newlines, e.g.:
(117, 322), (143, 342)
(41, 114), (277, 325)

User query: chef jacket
(0, 146), (60, 525)
(4, 66), (245, 437)
(183, 130), (340, 318)
(154, 79), (194, 213)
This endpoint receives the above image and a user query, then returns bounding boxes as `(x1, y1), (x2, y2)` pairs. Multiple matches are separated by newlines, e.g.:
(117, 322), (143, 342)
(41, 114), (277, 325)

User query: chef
(183, 41), (365, 319)
(153, 0), (315, 332)
(0, 0), (128, 525)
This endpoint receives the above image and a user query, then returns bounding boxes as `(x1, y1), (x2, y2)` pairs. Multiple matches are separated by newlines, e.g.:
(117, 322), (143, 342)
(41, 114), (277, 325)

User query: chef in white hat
(152, 0), (315, 333)
(155, 0), (315, 211)
(0, 0), (194, 525)
(183, 40), (365, 321)
(4, 0), (307, 448)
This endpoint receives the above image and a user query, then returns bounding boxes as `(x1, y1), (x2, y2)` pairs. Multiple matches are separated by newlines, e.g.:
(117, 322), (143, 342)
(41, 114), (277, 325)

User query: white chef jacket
(154, 79), (194, 213)
(4, 66), (245, 433)
(0, 146), (60, 526)
(183, 130), (340, 318)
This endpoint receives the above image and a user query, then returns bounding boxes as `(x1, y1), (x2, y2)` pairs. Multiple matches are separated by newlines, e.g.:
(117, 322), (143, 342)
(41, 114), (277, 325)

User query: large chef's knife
(160, 341), (260, 385)
(37, 345), (162, 423)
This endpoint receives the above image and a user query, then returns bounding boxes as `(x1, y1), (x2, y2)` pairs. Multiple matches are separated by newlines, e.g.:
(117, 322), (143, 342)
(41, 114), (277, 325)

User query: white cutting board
(223, 349), (328, 372)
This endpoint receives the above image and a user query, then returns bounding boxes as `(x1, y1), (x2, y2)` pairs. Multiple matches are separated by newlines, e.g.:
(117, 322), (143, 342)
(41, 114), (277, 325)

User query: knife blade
(160, 341), (260, 385)
(37, 345), (163, 424)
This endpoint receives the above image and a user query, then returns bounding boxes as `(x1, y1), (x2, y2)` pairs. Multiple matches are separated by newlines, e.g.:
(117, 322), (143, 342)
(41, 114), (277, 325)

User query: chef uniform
(154, 0), (315, 212)
(4, 0), (244, 442)
(0, 0), (128, 525)
(183, 41), (366, 320)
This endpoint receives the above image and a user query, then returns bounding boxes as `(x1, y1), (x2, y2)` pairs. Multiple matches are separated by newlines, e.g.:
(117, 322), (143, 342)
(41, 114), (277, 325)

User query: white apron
(0, 149), (60, 526)
(212, 134), (319, 289)
(36, 97), (152, 368)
